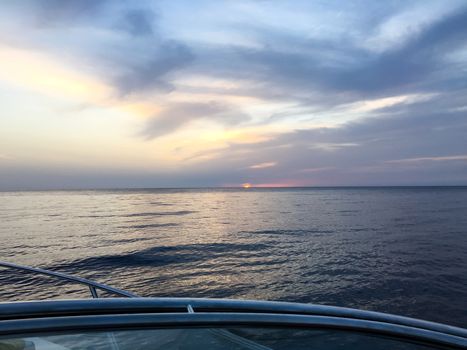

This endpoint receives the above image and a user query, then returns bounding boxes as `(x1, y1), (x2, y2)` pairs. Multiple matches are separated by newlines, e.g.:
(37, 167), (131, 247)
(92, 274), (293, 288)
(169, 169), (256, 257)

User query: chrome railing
(0, 298), (465, 348)
(0, 260), (137, 298)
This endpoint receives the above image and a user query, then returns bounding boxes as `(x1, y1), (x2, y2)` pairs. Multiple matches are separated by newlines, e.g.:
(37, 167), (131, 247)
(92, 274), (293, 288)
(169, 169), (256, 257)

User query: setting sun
(242, 183), (252, 189)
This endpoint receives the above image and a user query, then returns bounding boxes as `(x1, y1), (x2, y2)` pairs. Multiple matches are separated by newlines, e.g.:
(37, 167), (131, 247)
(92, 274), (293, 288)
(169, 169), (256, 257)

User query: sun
(242, 183), (252, 189)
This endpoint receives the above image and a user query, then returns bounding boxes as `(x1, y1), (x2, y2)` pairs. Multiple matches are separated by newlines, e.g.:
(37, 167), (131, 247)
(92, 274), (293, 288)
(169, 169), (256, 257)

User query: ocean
(0, 187), (466, 327)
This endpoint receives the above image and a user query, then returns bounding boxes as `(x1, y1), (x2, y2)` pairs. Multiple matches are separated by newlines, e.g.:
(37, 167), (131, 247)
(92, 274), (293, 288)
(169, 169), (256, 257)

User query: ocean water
(0, 187), (466, 327)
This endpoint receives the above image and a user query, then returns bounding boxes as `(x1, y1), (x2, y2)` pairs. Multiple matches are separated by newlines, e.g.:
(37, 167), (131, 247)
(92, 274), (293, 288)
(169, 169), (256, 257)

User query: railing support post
(89, 286), (99, 298)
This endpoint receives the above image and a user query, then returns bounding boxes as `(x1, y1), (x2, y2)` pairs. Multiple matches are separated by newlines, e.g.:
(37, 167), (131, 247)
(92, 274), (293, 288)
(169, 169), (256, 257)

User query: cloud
(140, 102), (250, 139)
(386, 155), (467, 164)
(2, 1), (195, 96)
(6, 1), (467, 122)
(1, 1), (467, 188)
(309, 143), (360, 151)
(32, 0), (109, 25)
(117, 9), (156, 37)
(189, 4), (467, 111)
(249, 162), (277, 169)
(182, 85), (467, 185)
(297, 167), (336, 173)
(114, 40), (194, 95)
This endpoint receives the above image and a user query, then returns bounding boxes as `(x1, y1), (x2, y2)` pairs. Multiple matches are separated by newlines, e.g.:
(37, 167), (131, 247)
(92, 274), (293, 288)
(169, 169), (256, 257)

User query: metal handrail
(0, 261), (137, 298)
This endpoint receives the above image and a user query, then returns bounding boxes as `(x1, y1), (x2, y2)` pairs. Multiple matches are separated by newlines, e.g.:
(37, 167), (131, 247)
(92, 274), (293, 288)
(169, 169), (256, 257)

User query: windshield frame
(0, 298), (465, 348)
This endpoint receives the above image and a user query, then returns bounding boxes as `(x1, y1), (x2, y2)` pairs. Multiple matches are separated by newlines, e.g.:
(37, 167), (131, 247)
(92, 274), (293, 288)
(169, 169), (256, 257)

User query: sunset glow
(0, 1), (466, 189)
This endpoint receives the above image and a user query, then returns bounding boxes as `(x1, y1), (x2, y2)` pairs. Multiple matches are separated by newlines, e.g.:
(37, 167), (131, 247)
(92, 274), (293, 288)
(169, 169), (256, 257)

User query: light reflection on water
(0, 188), (466, 327)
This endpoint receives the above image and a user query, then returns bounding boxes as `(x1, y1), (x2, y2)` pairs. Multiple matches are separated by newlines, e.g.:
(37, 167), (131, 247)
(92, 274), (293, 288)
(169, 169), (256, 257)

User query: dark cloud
(7, 1), (194, 95)
(32, 0), (110, 25)
(117, 9), (156, 37)
(190, 5), (467, 106)
(114, 40), (194, 95)
(140, 102), (250, 139)
(332, 7), (467, 94)
(7, 1), (467, 101)
(21, 2), (467, 105)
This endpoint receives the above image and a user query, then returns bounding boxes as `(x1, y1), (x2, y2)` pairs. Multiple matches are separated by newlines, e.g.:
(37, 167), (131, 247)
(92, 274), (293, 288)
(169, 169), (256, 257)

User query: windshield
(0, 328), (449, 350)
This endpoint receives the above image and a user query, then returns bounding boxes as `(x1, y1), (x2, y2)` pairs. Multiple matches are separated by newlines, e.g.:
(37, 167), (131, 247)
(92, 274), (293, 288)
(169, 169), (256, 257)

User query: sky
(0, 0), (466, 189)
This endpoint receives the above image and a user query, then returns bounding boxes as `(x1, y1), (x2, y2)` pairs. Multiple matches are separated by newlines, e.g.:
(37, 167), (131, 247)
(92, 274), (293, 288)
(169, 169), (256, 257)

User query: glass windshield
(0, 328), (450, 350)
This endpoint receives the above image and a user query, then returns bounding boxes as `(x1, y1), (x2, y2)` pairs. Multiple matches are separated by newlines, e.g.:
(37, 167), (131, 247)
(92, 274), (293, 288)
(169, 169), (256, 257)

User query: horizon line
(1, 185), (467, 192)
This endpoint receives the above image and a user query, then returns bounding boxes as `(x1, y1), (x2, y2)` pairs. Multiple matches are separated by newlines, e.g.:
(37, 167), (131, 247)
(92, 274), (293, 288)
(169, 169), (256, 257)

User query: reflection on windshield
(0, 327), (446, 350)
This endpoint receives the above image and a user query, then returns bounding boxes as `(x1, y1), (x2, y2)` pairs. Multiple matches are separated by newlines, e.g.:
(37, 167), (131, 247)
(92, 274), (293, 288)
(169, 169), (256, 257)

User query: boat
(0, 261), (465, 349)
